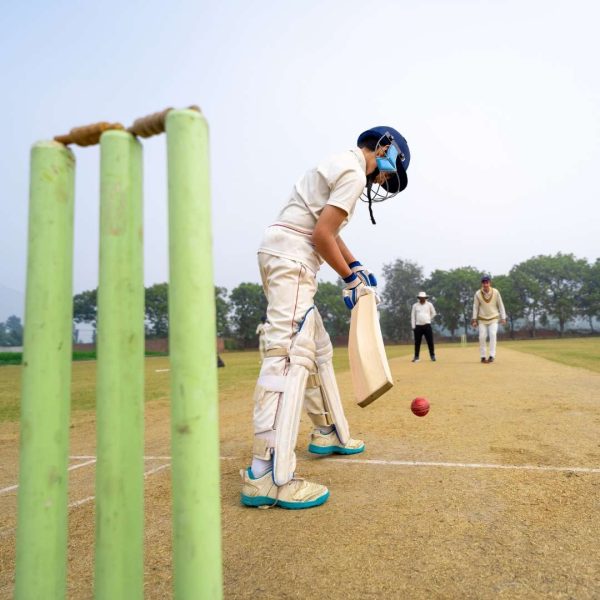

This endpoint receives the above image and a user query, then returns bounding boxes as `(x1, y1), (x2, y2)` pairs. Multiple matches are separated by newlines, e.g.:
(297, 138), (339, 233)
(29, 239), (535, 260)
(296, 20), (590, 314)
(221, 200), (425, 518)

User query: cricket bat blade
(348, 291), (393, 407)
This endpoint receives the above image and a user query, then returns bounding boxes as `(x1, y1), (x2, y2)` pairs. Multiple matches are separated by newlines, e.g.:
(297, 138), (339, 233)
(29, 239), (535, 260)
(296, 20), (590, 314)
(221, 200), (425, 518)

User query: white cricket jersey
(411, 301), (436, 329)
(258, 148), (367, 274)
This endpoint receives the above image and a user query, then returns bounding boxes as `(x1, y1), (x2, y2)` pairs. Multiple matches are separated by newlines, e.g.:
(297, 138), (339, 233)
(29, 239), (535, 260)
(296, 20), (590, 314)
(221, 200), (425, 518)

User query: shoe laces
(257, 474), (306, 510)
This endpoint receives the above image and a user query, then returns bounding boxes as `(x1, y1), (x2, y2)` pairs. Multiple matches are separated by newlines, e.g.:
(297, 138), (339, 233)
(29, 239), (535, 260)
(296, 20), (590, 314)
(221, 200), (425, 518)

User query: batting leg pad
(252, 356), (288, 435)
(304, 309), (350, 445)
(251, 365), (306, 480)
(272, 307), (317, 485)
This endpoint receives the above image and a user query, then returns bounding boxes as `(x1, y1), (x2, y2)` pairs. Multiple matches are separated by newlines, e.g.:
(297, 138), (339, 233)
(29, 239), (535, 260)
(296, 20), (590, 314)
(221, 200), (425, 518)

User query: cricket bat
(348, 290), (393, 407)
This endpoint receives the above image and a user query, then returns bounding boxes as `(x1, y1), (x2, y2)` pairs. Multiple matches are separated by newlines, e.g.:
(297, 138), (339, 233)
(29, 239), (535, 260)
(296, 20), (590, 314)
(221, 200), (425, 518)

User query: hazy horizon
(2, 0), (599, 322)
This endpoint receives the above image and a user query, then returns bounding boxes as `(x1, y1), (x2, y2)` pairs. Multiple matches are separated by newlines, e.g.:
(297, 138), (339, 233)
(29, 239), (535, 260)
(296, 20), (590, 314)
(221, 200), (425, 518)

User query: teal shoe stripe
(240, 491), (329, 509)
(240, 494), (276, 507)
(308, 444), (334, 455)
(278, 490), (329, 509)
(308, 443), (365, 455)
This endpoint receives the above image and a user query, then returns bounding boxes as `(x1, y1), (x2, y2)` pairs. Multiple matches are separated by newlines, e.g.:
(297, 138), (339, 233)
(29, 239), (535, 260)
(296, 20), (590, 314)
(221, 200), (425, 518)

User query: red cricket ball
(411, 397), (430, 417)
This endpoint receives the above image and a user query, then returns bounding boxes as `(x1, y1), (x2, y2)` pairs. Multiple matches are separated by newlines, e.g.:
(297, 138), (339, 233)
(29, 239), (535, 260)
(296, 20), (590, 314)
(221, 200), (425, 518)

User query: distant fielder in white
(471, 274), (507, 364)
(255, 316), (267, 361)
(240, 126), (411, 509)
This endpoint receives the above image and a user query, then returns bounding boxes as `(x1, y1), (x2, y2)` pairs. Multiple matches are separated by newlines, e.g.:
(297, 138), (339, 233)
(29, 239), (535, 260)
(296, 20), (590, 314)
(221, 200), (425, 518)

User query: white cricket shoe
(240, 468), (329, 509)
(308, 429), (365, 456)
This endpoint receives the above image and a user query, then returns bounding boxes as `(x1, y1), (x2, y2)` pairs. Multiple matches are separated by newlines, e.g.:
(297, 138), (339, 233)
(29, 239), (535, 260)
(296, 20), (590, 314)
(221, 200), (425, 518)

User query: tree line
(70, 281), (349, 349)
(381, 253), (599, 341)
(2, 252), (598, 348)
(65, 252), (599, 347)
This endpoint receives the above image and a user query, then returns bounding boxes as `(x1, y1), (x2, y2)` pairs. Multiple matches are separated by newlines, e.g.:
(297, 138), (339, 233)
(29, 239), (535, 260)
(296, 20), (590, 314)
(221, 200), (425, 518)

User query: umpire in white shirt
(410, 291), (437, 362)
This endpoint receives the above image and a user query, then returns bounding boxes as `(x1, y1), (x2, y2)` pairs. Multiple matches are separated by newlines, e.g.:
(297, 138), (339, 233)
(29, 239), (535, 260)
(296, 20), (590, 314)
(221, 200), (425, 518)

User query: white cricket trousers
(478, 321), (498, 358)
(253, 252), (318, 434)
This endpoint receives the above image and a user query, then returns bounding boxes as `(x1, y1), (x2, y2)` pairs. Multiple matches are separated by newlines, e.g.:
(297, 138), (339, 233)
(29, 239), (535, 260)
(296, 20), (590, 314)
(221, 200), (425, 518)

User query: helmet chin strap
(366, 180), (376, 225)
(361, 166), (402, 225)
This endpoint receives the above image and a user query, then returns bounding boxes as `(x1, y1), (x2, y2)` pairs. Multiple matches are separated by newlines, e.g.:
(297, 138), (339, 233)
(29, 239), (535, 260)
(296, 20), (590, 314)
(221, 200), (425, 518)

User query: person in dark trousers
(410, 291), (437, 362)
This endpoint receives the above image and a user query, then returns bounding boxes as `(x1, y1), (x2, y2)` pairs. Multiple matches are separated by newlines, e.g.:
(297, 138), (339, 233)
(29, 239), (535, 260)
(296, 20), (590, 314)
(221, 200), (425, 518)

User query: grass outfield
(0, 350), (168, 366)
(0, 345), (414, 423)
(503, 336), (600, 373)
(1, 338), (597, 423)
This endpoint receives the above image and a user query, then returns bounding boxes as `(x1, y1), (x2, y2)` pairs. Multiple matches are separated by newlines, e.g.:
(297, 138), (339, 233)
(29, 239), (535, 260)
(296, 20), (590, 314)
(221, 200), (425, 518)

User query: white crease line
(0, 484), (18, 496)
(70, 455), (236, 461)
(4, 456), (598, 499)
(69, 458), (97, 471)
(68, 463), (173, 510)
(69, 495), (95, 509)
(330, 458), (600, 474)
(0, 464), (174, 522)
(70, 455), (172, 461)
(0, 459), (97, 496)
(2, 455), (234, 496)
(4, 455), (598, 498)
(3, 456), (599, 525)
(144, 463), (171, 477)
(155, 369), (170, 373)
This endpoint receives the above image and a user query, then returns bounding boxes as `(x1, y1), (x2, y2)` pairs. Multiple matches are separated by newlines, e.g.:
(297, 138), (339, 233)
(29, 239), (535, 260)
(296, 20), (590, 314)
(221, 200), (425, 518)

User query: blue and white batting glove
(343, 273), (367, 310)
(349, 261), (377, 287)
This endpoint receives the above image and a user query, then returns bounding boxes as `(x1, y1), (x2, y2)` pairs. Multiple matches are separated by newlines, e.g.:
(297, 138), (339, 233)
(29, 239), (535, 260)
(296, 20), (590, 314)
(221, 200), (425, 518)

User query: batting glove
(349, 261), (377, 287)
(343, 273), (368, 310)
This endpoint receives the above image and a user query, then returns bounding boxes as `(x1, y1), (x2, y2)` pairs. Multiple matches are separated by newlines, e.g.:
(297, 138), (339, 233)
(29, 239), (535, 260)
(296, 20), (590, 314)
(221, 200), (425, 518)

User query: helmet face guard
(357, 128), (410, 223)
(376, 142), (400, 172)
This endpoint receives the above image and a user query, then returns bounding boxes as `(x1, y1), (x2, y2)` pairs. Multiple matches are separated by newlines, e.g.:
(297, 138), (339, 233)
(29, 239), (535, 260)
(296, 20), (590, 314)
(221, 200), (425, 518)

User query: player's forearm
(498, 298), (507, 320)
(335, 236), (357, 266)
(312, 205), (354, 279)
(313, 233), (352, 278)
(472, 303), (478, 321)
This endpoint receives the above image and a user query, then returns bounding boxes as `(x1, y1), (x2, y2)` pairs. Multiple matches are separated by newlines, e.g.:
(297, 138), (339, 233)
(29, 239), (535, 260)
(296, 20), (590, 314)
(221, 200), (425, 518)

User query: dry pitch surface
(1, 343), (600, 599)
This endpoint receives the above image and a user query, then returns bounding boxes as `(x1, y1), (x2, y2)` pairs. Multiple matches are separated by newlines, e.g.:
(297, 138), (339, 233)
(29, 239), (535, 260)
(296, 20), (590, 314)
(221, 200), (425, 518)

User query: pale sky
(1, 0), (599, 321)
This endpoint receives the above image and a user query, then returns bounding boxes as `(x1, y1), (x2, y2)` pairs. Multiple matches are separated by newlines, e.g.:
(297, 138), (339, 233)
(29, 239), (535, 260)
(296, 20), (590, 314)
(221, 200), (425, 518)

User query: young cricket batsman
(241, 127), (410, 509)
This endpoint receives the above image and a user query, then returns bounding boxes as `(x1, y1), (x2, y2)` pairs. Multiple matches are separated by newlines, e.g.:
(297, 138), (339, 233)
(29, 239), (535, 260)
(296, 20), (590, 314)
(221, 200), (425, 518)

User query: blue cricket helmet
(357, 126), (410, 194)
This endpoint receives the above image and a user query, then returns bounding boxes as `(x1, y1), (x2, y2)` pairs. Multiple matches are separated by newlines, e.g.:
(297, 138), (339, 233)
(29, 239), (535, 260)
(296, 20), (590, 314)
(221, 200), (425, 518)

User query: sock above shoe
(318, 425), (335, 435)
(250, 457), (272, 479)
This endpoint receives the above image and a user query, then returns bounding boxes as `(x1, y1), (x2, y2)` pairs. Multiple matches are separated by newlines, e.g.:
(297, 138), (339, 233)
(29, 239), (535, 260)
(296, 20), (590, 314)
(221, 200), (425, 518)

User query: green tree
(492, 274), (522, 338)
(0, 315), (23, 346)
(379, 259), (424, 342)
(510, 259), (546, 337)
(535, 253), (588, 336)
(215, 286), (230, 337)
(229, 282), (268, 347)
(73, 289), (98, 336)
(314, 280), (349, 341)
(426, 267), (481, 338)
(579, 258), (600, 332)
(143, 283), (230, 339)
(145, 283), (169, 338)
(426, 270), (460, 338)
